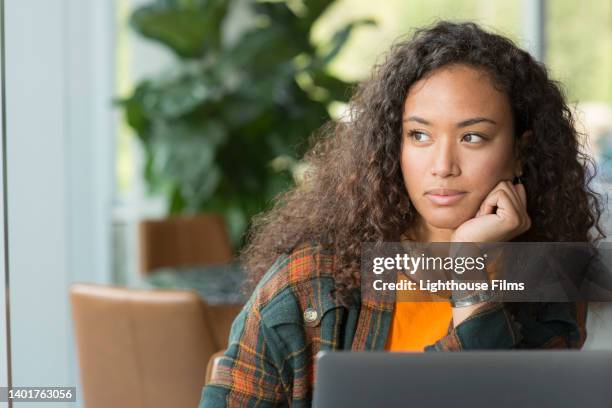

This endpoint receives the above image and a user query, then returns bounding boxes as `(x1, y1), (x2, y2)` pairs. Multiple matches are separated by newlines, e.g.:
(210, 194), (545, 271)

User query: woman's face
(401, 64), (521, 234)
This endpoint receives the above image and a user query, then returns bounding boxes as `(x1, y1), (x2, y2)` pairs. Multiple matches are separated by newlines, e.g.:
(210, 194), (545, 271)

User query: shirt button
(303, 308), (319, 326)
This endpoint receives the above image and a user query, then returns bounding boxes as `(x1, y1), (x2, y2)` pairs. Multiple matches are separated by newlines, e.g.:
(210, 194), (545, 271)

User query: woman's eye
(409, 131), (430, 142)
(462, 133), (484, 143)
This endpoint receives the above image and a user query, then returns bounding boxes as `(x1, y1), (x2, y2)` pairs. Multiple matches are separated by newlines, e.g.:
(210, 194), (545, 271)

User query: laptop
(313, 351), (612, 408)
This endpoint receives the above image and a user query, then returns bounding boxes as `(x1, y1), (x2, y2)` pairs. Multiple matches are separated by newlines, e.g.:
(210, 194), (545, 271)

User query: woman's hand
(450, 180), (531, 243)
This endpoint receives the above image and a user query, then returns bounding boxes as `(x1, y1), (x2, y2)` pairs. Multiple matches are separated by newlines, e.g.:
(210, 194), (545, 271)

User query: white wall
(6, 1), (71, 404)
(5, 1), (114, 407)
(112, 0), (173, 287)
(0, 2), (10, 406)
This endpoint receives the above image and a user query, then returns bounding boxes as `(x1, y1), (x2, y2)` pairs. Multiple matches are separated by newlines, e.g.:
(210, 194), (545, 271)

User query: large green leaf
(219, 26), (305, 75)
(121, 82), (152, 139)
(141, 65), (223, 119)
(130, 0), (229, 58)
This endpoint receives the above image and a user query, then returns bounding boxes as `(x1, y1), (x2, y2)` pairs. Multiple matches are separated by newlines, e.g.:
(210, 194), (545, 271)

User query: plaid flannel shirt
(200, 242), (587, 407)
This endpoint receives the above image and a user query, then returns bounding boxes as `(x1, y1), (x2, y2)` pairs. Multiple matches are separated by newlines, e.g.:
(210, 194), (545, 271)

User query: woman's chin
(421, 209), (473, 230)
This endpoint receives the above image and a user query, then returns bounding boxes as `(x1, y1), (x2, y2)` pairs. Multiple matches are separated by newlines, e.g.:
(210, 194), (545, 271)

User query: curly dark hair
(240, 20), (606, 300)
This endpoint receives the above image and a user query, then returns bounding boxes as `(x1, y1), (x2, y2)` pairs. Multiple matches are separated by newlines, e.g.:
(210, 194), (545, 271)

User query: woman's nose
(430, 138), (460, 178)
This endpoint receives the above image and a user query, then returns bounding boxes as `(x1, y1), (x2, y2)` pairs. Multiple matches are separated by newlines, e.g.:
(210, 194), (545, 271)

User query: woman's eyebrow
(403, 115), (497, 127)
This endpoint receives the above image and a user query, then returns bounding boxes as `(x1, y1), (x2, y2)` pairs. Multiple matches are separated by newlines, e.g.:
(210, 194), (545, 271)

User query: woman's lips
(424, 190), (467, 206)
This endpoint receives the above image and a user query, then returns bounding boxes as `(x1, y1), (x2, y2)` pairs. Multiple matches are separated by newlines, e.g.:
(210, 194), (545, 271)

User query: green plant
(120, 0), (374, 247)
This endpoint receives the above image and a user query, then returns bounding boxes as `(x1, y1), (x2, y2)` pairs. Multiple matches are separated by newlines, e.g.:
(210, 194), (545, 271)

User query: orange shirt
(385, 301), (452, 351)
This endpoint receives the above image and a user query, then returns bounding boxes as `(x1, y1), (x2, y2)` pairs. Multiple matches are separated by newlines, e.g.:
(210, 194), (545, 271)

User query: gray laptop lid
(314, 351), (612, 408)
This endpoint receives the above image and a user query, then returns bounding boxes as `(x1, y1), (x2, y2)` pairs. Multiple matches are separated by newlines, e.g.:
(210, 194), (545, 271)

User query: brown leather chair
(138, 213), (233, 275)
(70, 284), (241, 408)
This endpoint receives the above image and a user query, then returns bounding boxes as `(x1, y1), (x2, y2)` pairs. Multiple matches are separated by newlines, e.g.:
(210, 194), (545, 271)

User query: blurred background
(1, 0), (611, 407)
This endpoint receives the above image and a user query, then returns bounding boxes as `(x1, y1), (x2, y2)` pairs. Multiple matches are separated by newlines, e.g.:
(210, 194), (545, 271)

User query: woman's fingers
(496, 182), (531, 230)
(480, 188), (518, 217)
(512, 182), (531, 230)
(498, 181), (523, 210)
(476, 180), (530, 234)
(513, 182), (527, 208)
(479, 182), (521, 215)
(455, 179), (531, 243)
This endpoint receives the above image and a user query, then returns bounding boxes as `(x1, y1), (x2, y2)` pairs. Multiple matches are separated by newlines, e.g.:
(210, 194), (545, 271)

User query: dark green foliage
(120, 0), (375, 247)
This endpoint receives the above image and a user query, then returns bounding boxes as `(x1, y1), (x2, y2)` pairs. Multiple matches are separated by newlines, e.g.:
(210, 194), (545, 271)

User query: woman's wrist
(450, 290), (493, 308)
(451, 301), (490, 327)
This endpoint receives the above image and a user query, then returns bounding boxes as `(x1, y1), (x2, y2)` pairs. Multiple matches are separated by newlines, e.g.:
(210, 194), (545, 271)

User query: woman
(200, 21), (604, 407)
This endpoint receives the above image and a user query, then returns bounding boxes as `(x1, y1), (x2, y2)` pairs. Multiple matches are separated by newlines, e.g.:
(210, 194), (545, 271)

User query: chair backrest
(70, 284), (219, 408)
(202, 303), (243, 352)
(138, 213), (233, 275)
